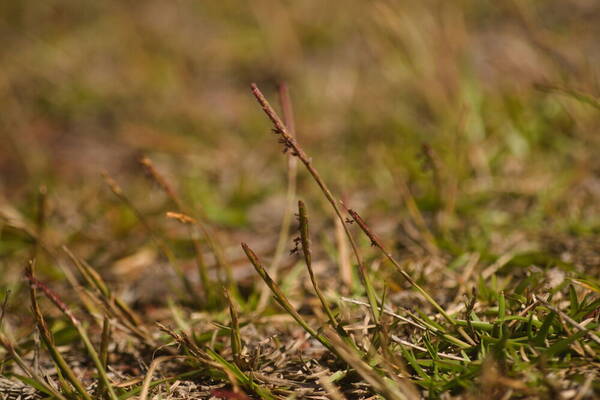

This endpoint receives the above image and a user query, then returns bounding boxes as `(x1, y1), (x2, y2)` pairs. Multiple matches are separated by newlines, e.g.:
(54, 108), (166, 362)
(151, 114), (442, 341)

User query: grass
(1, 1), (599, 399)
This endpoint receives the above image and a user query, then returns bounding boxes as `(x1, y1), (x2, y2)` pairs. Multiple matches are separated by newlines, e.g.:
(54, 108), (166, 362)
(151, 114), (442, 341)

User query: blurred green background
(1, 0), (599, 264)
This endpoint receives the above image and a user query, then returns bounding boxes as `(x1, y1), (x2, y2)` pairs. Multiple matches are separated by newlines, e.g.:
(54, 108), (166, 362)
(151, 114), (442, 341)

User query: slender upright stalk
(298, 200), (339, 329)
(256, 82), (298, 313)
(223, 287), (243, 368)
(250, 84), (380, 323)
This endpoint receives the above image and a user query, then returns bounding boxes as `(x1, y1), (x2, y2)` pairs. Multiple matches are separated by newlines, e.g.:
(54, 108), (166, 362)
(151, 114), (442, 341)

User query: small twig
(166, 211), (197, 225)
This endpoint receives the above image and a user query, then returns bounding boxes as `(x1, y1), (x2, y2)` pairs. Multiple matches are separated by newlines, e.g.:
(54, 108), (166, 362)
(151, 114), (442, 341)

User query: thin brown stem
(250, 83), (380, 323)
(256, 82), (299, 314)
(298, 200), (339, 329)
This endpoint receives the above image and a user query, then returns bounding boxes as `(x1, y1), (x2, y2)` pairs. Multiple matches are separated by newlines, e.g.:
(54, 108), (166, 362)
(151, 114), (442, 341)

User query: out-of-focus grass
(1, 1), (599, 399)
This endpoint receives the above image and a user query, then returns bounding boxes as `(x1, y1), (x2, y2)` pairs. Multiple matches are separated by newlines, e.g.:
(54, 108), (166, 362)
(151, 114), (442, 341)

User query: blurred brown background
(1, 0), (599, 230)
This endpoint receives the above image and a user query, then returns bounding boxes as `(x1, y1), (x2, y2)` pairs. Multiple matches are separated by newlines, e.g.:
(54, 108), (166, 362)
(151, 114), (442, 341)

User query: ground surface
(1, 1), (599, 399)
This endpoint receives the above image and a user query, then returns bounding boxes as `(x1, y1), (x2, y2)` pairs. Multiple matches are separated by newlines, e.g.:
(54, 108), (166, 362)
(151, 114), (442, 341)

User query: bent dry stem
(256, 82), (299, 314)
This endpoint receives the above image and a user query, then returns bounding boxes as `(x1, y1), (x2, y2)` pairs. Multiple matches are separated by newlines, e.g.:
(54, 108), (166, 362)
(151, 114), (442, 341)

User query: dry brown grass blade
(0, 290), (9, 331)
(156, 322), (209, 362)
(0, 335), (69, 400)
(156, 323), (276, 399)
(335, 217), (353, 290)
(166, 210), (197, 225)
